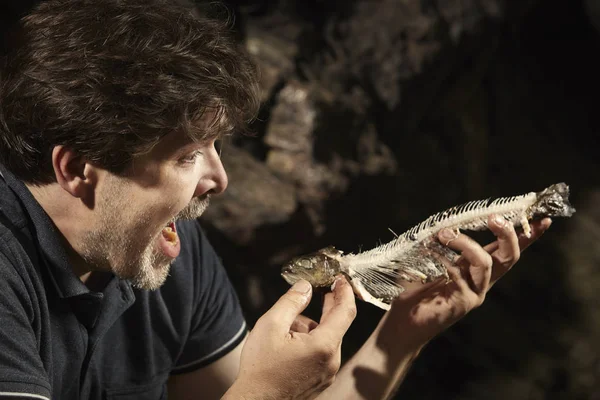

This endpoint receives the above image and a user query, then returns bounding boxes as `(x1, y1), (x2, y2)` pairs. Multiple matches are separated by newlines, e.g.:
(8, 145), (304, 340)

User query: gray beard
(80, 195), (211, 290)
(172, 195), (210, 221)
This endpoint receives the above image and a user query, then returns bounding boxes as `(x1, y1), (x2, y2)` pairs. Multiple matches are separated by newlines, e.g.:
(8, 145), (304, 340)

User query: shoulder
(145, 219), (228, 307)
(176, 218), (217, 257)
(0, 175), (28, 231)
(0, 248), (33, 306)
(164, 221), (247, 373)
(172, 219), (224, 282)
(132, 219), (246, 372)
(0, 249), (50, 400)
(0, 176), (38, 280)
(0, 217), (41, 310)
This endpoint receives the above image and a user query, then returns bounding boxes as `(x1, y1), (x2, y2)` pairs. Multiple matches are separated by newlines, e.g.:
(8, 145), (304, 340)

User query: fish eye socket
(299, 259), (313, 269)
(547, 197), (561, 209)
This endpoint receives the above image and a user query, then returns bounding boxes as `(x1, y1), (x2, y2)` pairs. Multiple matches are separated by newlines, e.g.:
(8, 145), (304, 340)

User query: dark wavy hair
(0, 0), (260, 184)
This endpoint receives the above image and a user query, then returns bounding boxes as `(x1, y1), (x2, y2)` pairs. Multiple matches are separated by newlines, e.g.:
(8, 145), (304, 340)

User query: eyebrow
(172, 142), (205, 157)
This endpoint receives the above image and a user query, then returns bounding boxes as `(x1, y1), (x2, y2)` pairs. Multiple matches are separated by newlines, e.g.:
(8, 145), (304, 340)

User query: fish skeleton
(281, 183), (576, 310)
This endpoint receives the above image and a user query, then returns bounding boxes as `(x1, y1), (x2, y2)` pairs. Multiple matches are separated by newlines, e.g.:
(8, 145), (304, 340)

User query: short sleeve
(170, 221), (247, 375)
(0, 251), (51, 399)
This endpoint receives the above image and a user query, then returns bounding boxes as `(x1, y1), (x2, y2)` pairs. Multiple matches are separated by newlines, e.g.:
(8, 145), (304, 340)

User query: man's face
(80, 131), (228, 290)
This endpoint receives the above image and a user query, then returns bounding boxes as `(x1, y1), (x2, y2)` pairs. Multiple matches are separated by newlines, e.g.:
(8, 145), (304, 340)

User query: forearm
(317, 311), (424, 400)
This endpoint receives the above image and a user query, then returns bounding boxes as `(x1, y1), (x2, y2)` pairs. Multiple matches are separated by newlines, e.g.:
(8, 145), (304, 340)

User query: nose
(194, 144), (228, 197)
(210, 155), (228, 195)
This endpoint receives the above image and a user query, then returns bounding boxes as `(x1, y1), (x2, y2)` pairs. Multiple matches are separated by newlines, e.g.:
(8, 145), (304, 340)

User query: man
(0, 0), (551, 399)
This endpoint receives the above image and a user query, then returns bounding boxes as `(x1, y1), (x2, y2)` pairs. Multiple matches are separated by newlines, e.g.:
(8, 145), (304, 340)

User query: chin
(122, 243), (174, 290)
(130, 262), (171, 290)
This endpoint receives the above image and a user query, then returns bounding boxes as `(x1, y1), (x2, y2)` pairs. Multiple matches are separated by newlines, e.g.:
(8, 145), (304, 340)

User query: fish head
(281, 256), (321, 286)
(532, 183), (576, 218)
(281, 246), (343, 288)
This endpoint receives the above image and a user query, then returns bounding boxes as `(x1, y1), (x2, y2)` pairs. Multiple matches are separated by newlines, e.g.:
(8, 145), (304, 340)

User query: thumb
(263, 280), (313, 334)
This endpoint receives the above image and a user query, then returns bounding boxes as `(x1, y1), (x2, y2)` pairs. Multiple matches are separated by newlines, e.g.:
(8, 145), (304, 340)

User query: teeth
(162, 226), (179, 245)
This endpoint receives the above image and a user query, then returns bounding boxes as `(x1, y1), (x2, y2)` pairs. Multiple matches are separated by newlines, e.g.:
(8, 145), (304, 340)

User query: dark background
(2, 0), (599, 398)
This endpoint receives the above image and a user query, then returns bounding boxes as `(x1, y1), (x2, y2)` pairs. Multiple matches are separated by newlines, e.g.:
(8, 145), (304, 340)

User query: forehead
(151, 130), (220, 161)
(150, 110), (223, 158)
(153, 130), (201, 157)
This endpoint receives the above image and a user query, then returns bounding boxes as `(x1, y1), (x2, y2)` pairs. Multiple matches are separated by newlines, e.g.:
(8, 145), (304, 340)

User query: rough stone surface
(195, 1), (600, 399)
(5, 0), (597, 398)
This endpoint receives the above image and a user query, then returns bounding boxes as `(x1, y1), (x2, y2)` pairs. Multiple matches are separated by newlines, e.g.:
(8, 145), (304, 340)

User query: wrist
(378, 307), (428, 355)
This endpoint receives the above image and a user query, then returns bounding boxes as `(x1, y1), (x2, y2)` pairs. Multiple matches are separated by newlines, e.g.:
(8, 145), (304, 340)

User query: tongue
(159, 225), (180, 258)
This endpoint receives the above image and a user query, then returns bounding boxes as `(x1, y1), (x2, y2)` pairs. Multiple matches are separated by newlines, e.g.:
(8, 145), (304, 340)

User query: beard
(80, 178), (210, 290)
(172, 195), (210, 222)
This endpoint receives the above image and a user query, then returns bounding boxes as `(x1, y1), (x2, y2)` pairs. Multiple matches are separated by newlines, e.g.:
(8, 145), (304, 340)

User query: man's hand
(223, 275), (357, 400)
(387, 214), (553, 349)
(309, 214), (553, 400)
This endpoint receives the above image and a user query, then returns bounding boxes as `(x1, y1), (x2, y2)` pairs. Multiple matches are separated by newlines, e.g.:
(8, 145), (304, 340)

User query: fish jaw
(530, 182), (576, 218)
(280, 246), (344, 288)
(281, 268), (316, 286)
(280, 263), (337, 288)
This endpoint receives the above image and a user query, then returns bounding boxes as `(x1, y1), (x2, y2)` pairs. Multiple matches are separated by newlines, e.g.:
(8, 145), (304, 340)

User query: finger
(484, 218), (553, 254)
(314, 275), (356, 341)
(518, 217), (552, 251)
(261, 279), (313, 335)
(438, 229), (493, 295)
(444, 262), (472, 294)
(487, 214), (520, 283)
(290, 315), (319, 333)
(483, 241), (499, 254)
(321, 275), (346, 318)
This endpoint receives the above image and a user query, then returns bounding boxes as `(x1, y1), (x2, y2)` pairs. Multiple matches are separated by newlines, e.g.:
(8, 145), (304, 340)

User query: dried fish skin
(281, 183), (575, 310)
(527, 183), (575, 219)
(281, 246), (344, 287)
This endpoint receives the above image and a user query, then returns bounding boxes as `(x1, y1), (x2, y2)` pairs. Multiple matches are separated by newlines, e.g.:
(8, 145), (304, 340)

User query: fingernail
(331, 275), (344, 291)
(292, 279), (312, 294)
(493, 214), (506, 227)
(439, 229), (454, 241)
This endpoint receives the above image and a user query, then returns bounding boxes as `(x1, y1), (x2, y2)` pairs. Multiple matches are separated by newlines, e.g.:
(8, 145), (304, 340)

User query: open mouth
(280, 268), (309, 286)
(158, 221), (181, 259)
(162, 221), (179, 245)
(280, 271), (297, 285)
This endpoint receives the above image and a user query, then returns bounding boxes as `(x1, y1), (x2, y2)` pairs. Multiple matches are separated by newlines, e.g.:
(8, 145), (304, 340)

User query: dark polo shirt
(0, 166), (247, 399)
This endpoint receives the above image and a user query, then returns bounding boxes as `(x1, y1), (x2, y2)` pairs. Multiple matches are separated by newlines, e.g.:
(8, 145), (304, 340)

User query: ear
(51, 146), (98, 199)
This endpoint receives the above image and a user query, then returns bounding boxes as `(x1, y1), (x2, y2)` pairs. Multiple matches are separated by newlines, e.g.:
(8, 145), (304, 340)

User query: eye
(547, 195), (563, 209)
(549, 200), (561, 209)
(300, 259), (313, 269)
(179, 150), (203, 164)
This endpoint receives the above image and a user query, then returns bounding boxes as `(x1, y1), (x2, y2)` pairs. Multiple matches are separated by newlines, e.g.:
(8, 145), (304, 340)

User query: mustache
(174, 194), (211, 221)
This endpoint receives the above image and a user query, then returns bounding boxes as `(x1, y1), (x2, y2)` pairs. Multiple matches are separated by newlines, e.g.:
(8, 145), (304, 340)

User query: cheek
(149, 168), (200, 211)
(163, 180), (197, 209)
(127, 190), (177, 224)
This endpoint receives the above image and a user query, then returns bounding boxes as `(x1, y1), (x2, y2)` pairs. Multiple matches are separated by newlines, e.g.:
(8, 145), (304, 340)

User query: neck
(26, 183), (96, 284)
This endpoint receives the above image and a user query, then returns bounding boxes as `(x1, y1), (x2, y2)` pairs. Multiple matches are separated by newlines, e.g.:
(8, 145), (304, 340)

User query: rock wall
(201, 0), (600, 398)
(4, 0), (596, 397)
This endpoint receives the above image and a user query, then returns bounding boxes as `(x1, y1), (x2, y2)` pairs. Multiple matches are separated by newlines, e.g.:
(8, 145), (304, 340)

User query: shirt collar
(0, 164), (92, 298)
